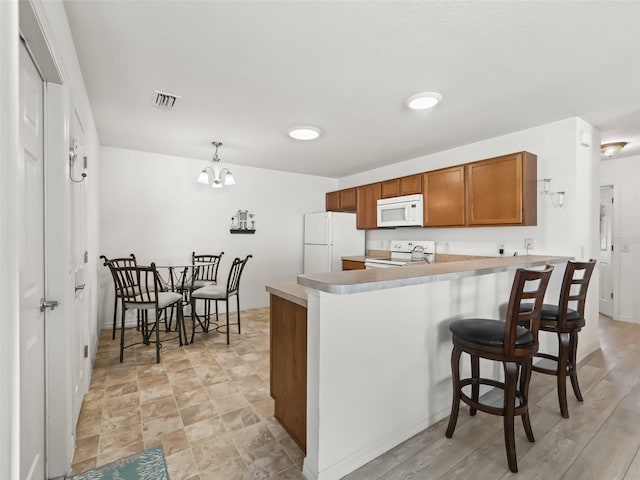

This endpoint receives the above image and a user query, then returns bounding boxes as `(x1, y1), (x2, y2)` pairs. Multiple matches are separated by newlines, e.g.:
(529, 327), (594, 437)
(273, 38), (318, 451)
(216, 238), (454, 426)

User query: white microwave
(377, 194), (424, 228)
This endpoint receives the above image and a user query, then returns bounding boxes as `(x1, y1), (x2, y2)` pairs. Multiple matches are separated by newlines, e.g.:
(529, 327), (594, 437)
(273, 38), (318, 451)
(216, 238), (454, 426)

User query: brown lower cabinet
(342, 259), (366, 270)
(269, 294), (307, 452)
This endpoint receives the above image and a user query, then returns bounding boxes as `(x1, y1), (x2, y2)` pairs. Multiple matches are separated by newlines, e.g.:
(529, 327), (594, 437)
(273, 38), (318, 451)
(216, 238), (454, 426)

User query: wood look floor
(72, 313), (640, 479)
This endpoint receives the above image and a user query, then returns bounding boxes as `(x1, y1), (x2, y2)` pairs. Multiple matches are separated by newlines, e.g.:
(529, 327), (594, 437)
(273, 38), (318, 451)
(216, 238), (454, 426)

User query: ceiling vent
(152, 90), (180, 110)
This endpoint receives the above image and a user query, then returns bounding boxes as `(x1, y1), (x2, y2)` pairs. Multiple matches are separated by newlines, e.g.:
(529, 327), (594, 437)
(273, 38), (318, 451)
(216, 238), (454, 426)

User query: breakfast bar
(267, 255), (600, 480)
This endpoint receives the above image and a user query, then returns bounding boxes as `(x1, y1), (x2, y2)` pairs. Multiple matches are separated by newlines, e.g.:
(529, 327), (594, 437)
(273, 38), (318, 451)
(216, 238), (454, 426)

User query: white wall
(340, 117), (598, 258)
(98, 146), (335, 328)
(601, 154), (640, 323)
(0, 4), (22, 479)
(1, 1), (102, 478)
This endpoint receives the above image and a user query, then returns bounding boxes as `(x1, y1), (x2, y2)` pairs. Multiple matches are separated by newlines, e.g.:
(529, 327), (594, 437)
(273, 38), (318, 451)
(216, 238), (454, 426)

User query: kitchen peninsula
(266, 255), (599, 480)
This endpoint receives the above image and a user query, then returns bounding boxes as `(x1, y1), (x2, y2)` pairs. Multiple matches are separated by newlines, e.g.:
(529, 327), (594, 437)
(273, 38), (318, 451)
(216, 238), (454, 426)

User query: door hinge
(611, 245), (614, 251)
(611, 292), (614, 299)
(84, 345), (89, 358)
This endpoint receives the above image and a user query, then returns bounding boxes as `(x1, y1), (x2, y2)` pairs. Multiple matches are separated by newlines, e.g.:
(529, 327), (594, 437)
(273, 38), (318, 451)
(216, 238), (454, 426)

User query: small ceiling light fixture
(601, 142), (627, 158)
(197, 141), (235, 188)
(405, 91), (443, 110)
(287, 126), (322, 141)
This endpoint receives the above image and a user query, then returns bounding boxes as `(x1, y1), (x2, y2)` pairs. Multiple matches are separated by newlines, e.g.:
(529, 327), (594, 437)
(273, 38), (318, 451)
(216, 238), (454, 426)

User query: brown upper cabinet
(356, 183), (381, 229)
(326, 187), (356, 212)
(465, 152), (537, 226)
(380, 174), (422, 198)
(423, 166), (465, 226)
(326, 151), (536, 228)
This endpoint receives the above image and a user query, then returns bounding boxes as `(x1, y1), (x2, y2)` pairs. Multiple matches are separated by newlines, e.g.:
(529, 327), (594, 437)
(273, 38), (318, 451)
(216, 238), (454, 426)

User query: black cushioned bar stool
(446, 265), (554, 473)
(524, 259), (596, 418)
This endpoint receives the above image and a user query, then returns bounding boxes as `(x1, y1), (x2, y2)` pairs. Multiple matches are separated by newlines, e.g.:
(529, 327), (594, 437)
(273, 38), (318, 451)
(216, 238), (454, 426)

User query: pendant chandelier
(197, 141), (235, 188)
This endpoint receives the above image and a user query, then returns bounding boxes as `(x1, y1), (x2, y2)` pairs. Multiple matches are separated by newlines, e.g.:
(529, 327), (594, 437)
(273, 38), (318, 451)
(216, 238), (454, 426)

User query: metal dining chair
(108, 262), (186, 362)
(190, 255), (252, 344)
(100, 254), (137, 339)
(192, 251), (224, 289)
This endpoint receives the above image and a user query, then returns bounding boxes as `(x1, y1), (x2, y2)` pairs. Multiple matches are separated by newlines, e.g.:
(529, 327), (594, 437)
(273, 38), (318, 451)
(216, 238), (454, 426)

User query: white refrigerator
(303, 212), (365, 274)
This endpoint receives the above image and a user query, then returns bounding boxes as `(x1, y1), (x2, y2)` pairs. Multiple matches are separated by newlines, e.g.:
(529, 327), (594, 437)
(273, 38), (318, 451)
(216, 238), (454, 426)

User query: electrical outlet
(498, 244), (505, 256)
(524, 238), (533, 251)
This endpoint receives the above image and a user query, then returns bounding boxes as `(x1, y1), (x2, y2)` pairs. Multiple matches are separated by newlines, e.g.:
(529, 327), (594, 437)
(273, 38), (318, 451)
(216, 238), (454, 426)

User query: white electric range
(364, 240), (436, 268)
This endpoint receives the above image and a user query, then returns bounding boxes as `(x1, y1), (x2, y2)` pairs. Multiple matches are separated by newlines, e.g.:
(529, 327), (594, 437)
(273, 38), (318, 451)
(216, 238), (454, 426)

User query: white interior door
(70, 111), (90, 425)
(19, 41), (46, 480)
(599, 185), (614, 316)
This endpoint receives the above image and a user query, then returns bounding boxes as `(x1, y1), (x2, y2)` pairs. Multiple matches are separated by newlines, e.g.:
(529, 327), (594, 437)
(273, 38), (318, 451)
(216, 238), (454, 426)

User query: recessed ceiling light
(600, 141), (627, 158)
(406, 91), (443, 110)
(287, 126), (322, 141)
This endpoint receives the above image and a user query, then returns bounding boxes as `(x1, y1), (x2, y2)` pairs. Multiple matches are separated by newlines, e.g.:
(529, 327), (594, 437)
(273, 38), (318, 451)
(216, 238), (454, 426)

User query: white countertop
(297, 255), (571, 294)
(265, 281), (308, 307)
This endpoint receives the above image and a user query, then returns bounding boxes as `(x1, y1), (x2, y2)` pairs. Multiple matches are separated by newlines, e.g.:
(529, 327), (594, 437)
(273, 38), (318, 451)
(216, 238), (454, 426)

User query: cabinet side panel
(523, 152), (537, 226)
(270, 294), (307, 452)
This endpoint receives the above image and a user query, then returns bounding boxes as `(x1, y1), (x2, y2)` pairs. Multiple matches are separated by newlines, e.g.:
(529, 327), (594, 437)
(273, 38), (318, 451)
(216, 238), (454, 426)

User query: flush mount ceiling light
(600, 142), (627, 158)
(197, 141), (235, 188)
(405, 91), (443, 110)
(287, 126), (322, 141)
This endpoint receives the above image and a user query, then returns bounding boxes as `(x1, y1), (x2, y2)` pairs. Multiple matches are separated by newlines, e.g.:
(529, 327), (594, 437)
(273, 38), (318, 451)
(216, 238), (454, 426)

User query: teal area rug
(67, 446), (169, 480)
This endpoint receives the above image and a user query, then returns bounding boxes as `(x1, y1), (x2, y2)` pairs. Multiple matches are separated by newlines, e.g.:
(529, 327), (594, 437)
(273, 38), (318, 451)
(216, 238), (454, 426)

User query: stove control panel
(390, 240), (436, 255)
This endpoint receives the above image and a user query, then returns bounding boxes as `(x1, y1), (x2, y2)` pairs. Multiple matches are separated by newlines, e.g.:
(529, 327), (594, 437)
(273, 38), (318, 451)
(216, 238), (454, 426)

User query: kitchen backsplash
(365, 225), (551, 258)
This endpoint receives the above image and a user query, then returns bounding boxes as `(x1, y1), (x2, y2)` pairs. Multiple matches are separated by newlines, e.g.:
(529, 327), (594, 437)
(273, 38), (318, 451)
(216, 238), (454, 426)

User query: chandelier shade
(198, 141), (235, 188)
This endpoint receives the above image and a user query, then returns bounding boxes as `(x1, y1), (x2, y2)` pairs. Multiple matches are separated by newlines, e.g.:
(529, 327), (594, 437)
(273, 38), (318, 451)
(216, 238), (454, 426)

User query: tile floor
(70, 307), (305, 480)
(72, 312), (640, 480)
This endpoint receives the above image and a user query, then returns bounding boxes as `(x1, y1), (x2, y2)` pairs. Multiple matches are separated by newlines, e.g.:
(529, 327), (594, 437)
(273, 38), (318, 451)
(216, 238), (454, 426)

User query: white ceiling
(63, 0), (640, 178)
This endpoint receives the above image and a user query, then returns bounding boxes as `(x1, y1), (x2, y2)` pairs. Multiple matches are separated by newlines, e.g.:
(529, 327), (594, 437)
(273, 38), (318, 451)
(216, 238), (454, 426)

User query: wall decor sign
(230, 210), (255, 234)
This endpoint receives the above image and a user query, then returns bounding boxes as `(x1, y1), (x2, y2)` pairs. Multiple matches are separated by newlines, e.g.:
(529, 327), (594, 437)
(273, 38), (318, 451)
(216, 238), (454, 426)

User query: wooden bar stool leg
(569, 332), (583, 402)
(503, 361), (519, 473)
(446, 346), (463, 438)
(470, 354), (479, 416)
(519, 359), (535, 442)
(557, 332), (570, 418)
